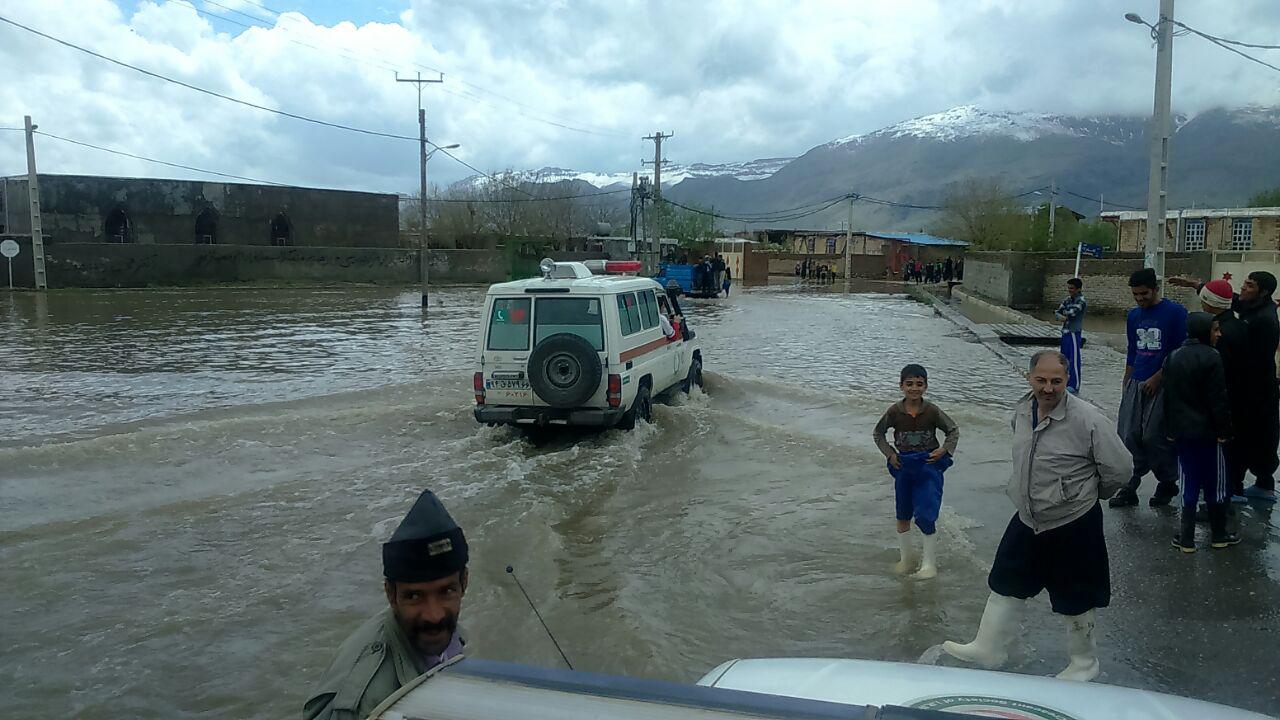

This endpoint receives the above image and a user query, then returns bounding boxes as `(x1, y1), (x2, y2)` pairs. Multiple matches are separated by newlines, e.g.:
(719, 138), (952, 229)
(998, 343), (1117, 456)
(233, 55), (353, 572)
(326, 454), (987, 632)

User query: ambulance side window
(616, 293), (642, 336)
(488, 297), (531, 351)
(636, 290), (659, 330)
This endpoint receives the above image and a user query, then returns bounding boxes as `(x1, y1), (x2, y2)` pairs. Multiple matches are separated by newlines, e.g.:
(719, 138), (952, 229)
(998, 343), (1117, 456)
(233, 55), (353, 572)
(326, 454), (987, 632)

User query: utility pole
(643, 131), (672, 273)
(630, 172), (639, 258)
(1048, 179), (1056, 247)
(844, 195), (853, 292)
(1144, 0), (1175, 278)
(397, 72), (443, 307)
(23, 116), (48, 290)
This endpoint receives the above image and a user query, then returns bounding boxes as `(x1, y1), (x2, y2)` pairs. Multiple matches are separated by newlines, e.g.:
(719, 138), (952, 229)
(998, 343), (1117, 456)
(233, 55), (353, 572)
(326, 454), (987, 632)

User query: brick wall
(1114, 215), (1280, 252)
(1040, 253), (1210, 314)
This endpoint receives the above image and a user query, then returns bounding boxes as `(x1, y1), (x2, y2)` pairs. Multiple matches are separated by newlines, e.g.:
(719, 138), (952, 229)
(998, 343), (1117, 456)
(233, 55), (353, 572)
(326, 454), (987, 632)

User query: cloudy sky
(1, 0), (1278, 195)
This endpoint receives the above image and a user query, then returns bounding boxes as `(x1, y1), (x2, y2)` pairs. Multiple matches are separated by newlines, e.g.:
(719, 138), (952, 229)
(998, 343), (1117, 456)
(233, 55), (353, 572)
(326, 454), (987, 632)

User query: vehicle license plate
(486, 379), (530, 390)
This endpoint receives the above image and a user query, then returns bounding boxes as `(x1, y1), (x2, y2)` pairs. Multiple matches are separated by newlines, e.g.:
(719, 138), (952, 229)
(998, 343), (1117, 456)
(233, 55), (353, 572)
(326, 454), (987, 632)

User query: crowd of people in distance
(903, 257), (963, 284)
(669, 251), (732, 297)
(794, 258), (837, 283)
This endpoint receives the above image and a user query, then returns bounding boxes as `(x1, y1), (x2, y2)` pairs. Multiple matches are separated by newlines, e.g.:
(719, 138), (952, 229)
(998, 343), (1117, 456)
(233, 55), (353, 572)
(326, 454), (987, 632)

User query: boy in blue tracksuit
(873, 364), (960, 580)
(1055, 278), (1087, 394)
(1163, 312), (1238, 552)
(1110, 268), (1188, 508)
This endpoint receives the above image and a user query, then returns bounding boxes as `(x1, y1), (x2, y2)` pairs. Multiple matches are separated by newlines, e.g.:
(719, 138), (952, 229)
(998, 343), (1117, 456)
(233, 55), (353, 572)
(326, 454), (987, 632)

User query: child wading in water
(873, 364), (960, 579)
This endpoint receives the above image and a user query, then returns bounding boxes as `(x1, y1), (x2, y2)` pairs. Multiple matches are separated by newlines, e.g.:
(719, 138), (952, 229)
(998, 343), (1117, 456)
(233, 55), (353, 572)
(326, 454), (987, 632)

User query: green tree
(659, 200), (716, 244)
(1248, 187), (1280, 207)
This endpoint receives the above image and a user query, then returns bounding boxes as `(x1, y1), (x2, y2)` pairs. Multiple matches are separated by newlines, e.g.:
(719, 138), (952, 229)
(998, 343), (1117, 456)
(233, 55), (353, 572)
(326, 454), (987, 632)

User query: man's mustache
(411, 613), (457, 636)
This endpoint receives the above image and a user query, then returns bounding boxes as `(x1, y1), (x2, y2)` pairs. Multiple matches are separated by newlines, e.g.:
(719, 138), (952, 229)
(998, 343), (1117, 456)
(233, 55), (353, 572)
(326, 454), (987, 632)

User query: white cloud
(1, 0), (1278, 193)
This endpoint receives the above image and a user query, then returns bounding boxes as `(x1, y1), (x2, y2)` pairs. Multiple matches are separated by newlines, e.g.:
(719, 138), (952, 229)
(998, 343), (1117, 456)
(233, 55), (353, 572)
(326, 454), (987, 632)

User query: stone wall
(764, 252), (888, 278)
(0, 236), (505, 288)
(1, 175), (398, 247)
(961, 251), (1056, 308)
(766, 253), (843, 276)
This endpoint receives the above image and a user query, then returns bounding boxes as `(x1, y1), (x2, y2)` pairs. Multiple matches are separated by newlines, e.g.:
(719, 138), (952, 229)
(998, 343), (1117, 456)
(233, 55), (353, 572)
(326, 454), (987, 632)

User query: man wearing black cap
(303, 490), (469, 720)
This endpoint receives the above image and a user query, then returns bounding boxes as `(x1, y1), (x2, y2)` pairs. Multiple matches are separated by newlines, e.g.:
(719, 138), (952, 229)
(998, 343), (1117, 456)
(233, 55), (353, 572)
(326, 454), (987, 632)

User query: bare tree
(934, 179), (1026, 250)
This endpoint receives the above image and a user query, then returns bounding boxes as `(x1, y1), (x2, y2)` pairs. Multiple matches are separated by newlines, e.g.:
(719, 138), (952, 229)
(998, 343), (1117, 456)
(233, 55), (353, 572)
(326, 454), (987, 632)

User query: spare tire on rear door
(527, 333), (602, 408)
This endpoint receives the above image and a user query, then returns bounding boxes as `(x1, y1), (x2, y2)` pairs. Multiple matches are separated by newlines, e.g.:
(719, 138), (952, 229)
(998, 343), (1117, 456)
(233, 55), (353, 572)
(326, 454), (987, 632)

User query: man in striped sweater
(1054, 278), (1087, 394)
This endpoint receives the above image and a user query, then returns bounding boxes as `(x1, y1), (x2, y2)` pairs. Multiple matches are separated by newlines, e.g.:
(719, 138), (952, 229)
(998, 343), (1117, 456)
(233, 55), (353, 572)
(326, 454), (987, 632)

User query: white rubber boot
(1055, 611), (1100, 682)
(941, 592), (1024, 668)
(893, 530), (915, 574)
(912, 531), (938, 579)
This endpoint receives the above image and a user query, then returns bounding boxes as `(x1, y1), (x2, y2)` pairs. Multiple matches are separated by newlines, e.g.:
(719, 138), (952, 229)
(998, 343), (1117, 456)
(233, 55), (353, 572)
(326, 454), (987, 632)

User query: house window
(1231, 219), (1253, 251)
(807, 237), (815, 252)
(1183, 219), (1205, 251)
(826, 238), (836, 254)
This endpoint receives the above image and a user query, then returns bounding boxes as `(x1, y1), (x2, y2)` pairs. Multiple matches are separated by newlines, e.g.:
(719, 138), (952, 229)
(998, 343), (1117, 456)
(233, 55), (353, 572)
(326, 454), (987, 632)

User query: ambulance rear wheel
(618, 385), (651, 431)
(683, 357), (703, 393)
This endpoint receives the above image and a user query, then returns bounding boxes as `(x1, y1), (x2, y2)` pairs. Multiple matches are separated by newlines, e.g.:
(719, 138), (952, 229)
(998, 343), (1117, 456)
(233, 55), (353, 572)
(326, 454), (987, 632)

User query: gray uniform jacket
(1009, 391), (1132, 533)
(303, 609), (448, 720)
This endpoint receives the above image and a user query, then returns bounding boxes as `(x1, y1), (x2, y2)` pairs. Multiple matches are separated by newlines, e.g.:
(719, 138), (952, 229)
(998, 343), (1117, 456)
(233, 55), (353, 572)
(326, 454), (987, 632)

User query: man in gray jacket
(941, 351), (1132, 682)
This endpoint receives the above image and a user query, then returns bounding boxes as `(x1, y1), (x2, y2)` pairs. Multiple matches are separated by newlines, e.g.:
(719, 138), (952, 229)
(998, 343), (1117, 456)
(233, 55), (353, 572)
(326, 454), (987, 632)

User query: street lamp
(1124, 12), (1146, 26)
(426, 143), (460, 161)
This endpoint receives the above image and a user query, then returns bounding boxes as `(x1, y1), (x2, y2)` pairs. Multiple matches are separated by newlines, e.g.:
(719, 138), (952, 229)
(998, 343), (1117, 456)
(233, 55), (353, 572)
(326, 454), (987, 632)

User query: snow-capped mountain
(455, 105), (1280, 233)
(661, 105), (1280, 231)
(830, 105), (1152, 146)
(468, 157), (795, 190)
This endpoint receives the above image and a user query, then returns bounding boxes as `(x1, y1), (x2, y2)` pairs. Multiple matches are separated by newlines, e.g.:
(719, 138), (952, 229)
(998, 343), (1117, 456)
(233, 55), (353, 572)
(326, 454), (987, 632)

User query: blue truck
(653, 263), (721, 298)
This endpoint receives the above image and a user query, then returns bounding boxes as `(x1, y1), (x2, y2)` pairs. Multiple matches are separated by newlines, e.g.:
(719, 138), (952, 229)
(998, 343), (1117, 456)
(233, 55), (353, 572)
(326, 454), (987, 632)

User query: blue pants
(889, 450), (952, 535)
(1176, 438), (1228, 508)
(1061, 330), (1082, 394)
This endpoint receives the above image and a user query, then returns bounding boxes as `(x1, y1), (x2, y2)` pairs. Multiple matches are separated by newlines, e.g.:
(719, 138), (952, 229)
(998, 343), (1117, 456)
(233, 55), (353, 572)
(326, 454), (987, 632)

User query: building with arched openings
(0, 174), (397, 248)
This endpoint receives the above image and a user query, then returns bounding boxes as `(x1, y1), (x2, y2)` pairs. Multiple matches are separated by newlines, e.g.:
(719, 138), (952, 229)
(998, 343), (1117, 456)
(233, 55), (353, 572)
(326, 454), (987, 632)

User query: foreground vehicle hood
(698, 657), (1272, 720)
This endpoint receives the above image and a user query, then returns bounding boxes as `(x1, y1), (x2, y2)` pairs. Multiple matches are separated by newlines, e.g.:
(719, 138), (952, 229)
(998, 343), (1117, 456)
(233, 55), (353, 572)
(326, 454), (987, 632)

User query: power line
(1172, 20), (1280, 51)
(30, 129), (291, 186)
(189, 0), (627, 137)
(687, 193), (853, 220)
(0, 13), (418, 141)
(1061, 188), (1143, 211)
(0, 12), (537, 195)
(165, 0), (400, 72)
(1173, 21), (1280, 74)
(659, 195), (851, 224)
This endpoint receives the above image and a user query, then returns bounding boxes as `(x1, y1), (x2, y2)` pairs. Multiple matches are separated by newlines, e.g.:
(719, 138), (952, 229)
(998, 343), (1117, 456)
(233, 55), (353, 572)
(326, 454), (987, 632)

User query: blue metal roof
(869, 232), (969, 247)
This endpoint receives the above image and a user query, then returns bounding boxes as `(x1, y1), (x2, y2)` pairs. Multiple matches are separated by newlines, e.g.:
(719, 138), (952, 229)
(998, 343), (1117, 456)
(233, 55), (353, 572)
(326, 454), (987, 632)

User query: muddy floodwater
(2, 285), (1277, 719)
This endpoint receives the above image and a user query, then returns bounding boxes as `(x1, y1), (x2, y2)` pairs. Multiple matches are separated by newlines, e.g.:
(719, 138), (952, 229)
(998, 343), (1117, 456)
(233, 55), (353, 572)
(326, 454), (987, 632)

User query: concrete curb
(907, 285), (1119, 421)
(906, 285), (1023, 372)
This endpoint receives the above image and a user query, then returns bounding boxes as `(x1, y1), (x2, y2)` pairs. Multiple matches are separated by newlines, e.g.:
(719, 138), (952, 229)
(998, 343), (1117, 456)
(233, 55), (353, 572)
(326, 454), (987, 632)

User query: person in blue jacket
(873, 364), (960, 580)
(1109, 268), (1188, 508)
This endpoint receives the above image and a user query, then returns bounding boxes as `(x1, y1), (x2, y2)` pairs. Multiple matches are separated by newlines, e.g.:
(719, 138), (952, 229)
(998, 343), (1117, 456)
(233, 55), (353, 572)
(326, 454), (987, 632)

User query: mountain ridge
(461, 105), (1280, 232)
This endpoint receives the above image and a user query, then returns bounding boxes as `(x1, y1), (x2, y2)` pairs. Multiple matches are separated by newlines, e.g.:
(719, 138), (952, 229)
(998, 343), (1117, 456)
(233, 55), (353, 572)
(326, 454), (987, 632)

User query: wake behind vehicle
(473, 258), (704, 430)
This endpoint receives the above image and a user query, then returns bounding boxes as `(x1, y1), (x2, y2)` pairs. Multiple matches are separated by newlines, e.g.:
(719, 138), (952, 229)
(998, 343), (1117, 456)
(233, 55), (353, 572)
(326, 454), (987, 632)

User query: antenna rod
(506, 565), (574, 670)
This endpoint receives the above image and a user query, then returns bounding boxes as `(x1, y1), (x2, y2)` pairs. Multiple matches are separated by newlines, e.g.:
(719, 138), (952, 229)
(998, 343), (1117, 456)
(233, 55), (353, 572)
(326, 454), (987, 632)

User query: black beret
(382, 490), (469, 583)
